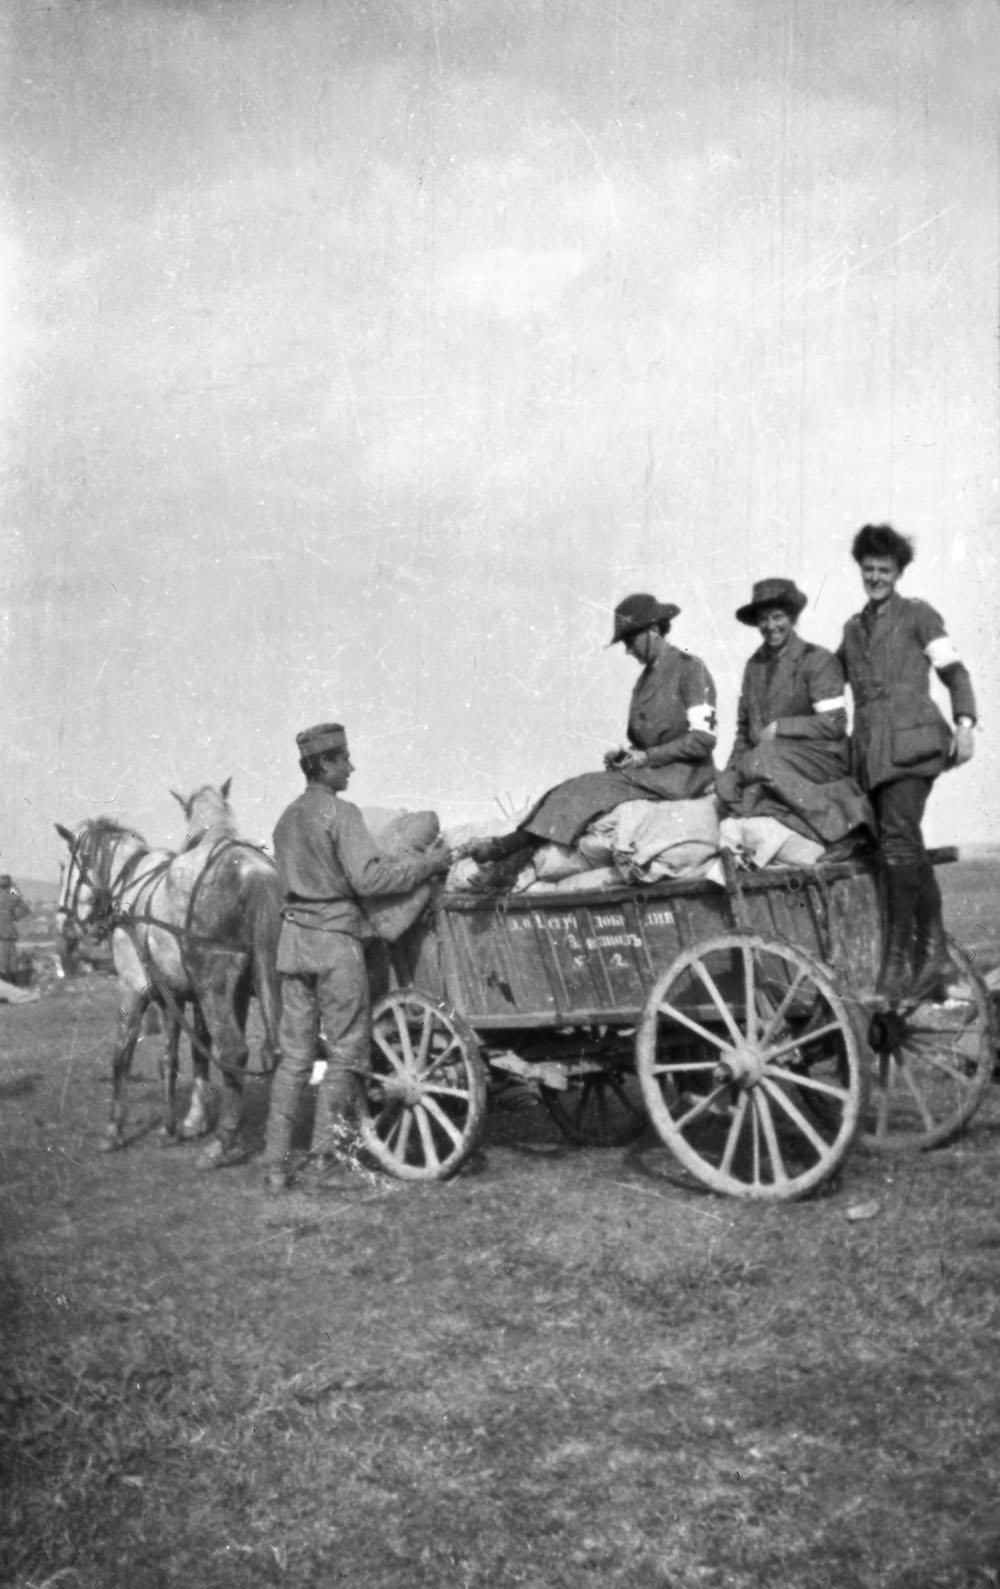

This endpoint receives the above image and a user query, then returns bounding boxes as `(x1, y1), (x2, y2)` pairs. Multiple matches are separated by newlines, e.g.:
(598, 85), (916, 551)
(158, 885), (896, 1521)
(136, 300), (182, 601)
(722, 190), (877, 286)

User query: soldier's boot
(261, 1069), (302, 1194)
(459, 830), (536, 865)
(308, 1069), (368, 1184)
(909, 861), (953, 1005)
(870, 863), (921, 1011)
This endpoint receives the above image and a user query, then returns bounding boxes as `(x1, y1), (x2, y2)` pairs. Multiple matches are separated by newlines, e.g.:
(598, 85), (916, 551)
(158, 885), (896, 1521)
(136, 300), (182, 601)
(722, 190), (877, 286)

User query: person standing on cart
(839, 524), (977, 1009)
(462, 593), (718, 865)
(263, 722), (451, 1193)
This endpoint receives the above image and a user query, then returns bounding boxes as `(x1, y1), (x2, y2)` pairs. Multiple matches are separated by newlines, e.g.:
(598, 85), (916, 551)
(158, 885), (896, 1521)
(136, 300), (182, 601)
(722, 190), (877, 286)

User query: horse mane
(83, 816), (148, 847)
(178, 783), (240, 849)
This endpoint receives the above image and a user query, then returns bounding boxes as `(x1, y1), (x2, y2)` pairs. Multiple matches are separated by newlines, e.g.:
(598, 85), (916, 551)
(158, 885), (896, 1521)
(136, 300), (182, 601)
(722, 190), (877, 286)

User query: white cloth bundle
(718, 815), (824, 870)
(610, 797), (720, 883)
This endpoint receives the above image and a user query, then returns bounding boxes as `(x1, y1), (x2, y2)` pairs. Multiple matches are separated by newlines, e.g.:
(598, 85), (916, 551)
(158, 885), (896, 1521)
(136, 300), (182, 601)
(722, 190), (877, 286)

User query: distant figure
(0, 874), (30, 981)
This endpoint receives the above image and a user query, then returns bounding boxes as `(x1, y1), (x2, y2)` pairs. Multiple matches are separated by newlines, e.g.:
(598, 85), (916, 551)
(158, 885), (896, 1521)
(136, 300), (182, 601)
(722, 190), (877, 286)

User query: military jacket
(627, 643), (718, 770)
(726, 634), (848, 774)
(838, 593), (977, 792)
(0, 886), (29, 941)
(273, 785), (431, 952)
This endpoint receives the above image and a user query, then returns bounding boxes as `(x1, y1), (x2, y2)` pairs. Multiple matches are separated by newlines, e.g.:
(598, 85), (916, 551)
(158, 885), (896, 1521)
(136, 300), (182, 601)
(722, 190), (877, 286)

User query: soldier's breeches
(264, 944), (371, 1164)
(872, 776), (932, 866)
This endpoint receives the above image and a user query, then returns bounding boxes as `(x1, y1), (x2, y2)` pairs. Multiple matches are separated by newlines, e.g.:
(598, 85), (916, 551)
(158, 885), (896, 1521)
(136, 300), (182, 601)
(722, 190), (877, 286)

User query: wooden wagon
(357, 850), (996, 1200)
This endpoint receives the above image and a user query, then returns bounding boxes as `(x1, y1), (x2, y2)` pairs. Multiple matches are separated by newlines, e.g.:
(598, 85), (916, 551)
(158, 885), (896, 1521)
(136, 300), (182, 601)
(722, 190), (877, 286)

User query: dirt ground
(2, 858), (999, 1589)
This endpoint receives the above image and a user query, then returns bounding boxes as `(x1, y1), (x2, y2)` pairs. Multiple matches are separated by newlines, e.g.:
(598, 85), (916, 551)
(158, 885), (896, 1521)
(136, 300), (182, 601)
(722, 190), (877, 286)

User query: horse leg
(178, 1004), (215, 1139)
(157, 1004), (182, 1143)
(100, 991), (146, 1152)
(195, 966), (249, 1170)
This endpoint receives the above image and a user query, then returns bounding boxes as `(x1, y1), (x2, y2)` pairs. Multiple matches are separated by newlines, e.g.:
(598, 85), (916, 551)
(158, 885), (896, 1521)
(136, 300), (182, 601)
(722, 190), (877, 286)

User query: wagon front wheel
(636, 931), (866, 1200)
(359, 990), (488, 1180)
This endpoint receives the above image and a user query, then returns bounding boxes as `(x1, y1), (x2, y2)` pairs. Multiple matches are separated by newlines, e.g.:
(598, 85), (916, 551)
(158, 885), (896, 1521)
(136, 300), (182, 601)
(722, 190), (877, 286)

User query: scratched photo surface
(3, 11), (1000, 1589)
(2, 0), (998, 874)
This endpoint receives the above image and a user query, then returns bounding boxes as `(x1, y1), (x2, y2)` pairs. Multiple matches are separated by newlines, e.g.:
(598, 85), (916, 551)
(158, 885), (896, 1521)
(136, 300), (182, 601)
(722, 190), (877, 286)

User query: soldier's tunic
(838, 593), (977, 793)
(718, 634), (873, 846)
(0, 884), (29, 979)
(517, 643), (719, 846)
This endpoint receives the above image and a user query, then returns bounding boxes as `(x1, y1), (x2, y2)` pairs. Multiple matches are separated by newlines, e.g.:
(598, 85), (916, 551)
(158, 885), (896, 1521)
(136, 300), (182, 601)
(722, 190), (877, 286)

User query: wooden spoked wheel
(635, 931), (866, 1200)
(360, 991), (489, 1180)
(860, 941), (995, 1151)
(539, 1052), (647, 1148)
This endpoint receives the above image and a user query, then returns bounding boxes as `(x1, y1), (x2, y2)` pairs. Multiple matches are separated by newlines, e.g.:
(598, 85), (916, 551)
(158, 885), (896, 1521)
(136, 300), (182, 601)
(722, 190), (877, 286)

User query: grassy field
(2, 859), (999, 1589)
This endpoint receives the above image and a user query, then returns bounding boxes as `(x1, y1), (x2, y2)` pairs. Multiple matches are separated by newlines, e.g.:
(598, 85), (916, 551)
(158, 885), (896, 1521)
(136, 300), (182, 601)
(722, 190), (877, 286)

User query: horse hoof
(157, 1129), (181, 1149)
(178, 1122), (209, 1141)
(98, 1132), (124, 1153)
(195, 1139), (246, 1172)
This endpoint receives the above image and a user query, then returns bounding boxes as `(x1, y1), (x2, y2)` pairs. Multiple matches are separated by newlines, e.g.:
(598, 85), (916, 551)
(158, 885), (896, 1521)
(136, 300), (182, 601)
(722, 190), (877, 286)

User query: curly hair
(851, 523), (914, 570)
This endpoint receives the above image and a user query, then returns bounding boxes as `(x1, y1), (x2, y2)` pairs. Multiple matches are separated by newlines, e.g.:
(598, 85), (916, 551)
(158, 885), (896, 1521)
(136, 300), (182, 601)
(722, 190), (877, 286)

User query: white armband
(687, 703), (718, 735)
(812, 695), (846, 714)
(925, 636), (962, 669)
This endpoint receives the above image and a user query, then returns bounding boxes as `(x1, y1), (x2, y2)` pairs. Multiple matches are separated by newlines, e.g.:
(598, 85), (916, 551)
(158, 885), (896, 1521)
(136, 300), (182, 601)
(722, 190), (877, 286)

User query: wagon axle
(713, 1046), (767, 1089)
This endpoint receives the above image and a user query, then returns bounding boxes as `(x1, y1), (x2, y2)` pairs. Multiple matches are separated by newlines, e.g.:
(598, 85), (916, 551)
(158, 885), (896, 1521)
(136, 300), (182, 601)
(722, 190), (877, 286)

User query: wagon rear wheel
(860, 941), (995, 1151)
(359, 991), (488, 1180)
(636, 931), (866, 1201)
(539, 1058), (646, 1148)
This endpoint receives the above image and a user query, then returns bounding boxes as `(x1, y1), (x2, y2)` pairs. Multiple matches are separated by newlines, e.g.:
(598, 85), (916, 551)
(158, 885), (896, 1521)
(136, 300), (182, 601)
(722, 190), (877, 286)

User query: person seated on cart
(838, 523), (977, 1010)
(461, 593), (719, 869)
(262, 721), (452, 1195)
(715, 578), (873, 862)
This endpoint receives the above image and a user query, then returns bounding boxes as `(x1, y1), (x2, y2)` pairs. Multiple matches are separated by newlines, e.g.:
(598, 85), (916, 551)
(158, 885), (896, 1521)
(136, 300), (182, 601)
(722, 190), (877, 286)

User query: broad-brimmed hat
(735, 578), (808, 626)
(295, 722), (347, 758)
(608, 593), (681, 646)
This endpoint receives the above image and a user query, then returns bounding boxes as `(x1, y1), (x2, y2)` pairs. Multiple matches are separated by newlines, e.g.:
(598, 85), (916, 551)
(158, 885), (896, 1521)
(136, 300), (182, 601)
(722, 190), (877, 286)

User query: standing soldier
(262, 722), (451, 1193)
(839, 524), (977, 1009)
(0, 874), (30, 982)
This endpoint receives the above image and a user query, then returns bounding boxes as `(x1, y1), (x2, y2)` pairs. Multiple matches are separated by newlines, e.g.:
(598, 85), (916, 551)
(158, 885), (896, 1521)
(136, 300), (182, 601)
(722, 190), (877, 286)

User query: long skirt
(731, 742), (873, 846)
(519, 760), (715, 847)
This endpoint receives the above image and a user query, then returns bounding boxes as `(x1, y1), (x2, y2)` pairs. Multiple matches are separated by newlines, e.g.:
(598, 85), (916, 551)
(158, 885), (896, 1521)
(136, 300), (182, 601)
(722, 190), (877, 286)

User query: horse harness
(62, 828), (277, 1078)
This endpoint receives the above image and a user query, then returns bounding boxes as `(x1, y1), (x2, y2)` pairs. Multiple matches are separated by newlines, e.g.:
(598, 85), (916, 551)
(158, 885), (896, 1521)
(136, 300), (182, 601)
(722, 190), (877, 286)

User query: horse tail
(249, 867), (283, 1069)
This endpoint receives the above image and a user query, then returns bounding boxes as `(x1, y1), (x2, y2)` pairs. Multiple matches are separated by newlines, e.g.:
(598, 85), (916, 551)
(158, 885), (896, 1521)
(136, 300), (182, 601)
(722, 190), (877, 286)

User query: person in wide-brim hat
(716, 574), (873, 865)
(607, 592), (682, 646)
(458, 591), (719, 868)
(734, 577), (808, 627)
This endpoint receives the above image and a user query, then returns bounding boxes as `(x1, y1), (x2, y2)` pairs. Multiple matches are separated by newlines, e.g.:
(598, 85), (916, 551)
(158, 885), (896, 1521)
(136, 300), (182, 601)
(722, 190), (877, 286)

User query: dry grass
(2, 859), (999, 1589)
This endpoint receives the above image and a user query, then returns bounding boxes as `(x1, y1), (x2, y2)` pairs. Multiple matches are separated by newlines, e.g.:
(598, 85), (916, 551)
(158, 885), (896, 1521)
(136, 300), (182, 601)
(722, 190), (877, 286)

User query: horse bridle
(58, 825), (156, 942)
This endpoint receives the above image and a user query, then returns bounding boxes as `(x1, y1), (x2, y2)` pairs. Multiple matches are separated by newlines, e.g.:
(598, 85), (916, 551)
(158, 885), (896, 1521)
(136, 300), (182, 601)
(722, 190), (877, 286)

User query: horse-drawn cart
(359, 850), (996, 1200)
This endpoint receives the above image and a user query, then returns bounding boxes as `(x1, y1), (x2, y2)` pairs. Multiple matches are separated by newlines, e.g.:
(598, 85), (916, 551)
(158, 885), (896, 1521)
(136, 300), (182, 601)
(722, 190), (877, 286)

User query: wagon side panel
(429, 886), (749, 1028)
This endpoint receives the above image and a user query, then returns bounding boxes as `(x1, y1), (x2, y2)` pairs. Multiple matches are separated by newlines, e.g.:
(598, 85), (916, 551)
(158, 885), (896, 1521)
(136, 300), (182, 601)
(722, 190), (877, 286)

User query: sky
(2, 0), (998, 878)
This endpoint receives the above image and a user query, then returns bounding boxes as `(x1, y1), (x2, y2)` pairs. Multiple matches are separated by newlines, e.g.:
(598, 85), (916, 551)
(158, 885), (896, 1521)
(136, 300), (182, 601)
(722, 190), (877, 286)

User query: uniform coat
(0, 883), (29, 979)
(273, 784), (432, 966)
(838, 593), (976, 793)
(718, 634), (872, 845)
(520, 643), (718, 846)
